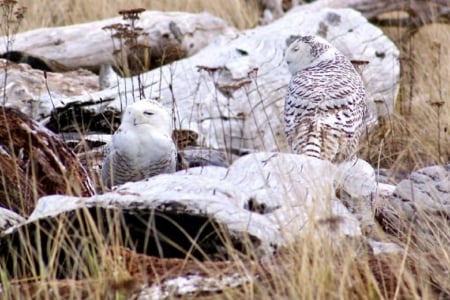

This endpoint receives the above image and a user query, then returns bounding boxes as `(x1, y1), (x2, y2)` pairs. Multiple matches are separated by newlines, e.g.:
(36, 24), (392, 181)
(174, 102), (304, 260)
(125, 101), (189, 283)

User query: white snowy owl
(101, 100), (177, 188)
(284, 35), (368, 163)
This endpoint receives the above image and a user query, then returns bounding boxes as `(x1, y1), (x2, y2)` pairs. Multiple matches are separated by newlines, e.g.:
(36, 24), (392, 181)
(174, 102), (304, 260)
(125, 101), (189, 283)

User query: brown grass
(360, 22), (450, 176)
(18, 0), (262, 31)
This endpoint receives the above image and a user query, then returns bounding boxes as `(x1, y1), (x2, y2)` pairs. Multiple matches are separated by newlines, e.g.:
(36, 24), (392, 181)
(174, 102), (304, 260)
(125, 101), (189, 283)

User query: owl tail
(303, 121), (340, 162)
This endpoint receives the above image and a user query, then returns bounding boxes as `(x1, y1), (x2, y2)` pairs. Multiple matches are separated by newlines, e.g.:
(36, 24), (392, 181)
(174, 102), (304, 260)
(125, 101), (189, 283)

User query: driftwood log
(0, 153), (369, 278)
(1, 8), (400, 153)
(0, 11), (236, 73)
(267, 0), (450, 27)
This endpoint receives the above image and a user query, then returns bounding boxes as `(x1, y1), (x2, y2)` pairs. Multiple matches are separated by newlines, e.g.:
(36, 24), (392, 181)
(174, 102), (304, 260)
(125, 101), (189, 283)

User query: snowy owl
(102, 100), (177, 188)
(284, 35), (368, 163)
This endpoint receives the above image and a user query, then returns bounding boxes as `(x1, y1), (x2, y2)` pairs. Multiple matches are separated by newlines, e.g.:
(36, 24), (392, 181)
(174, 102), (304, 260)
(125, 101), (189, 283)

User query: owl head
(121, 100), (172, 134)
(285, 35), (335, 74)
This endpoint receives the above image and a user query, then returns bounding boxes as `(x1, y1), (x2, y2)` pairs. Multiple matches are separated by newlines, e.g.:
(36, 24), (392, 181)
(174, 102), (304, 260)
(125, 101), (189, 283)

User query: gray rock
(393, 165), (449, 210)
(336, 159), (377, 234)
(377, 165), (450, 237)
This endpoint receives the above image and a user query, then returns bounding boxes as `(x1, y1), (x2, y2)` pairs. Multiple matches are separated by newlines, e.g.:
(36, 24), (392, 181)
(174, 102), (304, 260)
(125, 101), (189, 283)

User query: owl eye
(143, 111), (154, 116)
(292, 46), (299, 52)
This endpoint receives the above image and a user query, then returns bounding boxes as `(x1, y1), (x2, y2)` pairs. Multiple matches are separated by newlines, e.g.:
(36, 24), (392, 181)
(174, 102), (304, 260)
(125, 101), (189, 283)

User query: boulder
(376, 164), (450, 237)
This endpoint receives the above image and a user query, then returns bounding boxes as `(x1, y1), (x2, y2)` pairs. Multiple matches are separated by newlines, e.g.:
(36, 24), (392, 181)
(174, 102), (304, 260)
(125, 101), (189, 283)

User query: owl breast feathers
(101, 100), (177, 188)
(284, 35), (368, 163)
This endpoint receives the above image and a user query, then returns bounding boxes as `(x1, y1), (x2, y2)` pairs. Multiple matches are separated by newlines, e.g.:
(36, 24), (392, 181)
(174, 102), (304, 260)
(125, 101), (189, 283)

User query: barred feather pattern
(284, 36), (368, 163)
(102, 145), (176, 188)
(101, 100), (177, 188)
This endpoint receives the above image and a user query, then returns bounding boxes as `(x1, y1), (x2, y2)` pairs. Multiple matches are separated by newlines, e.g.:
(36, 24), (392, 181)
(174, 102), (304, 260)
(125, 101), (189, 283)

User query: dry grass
(1, 1), (450, 299)
(360, 22), (450, 176)
(18, 0), (262, 31)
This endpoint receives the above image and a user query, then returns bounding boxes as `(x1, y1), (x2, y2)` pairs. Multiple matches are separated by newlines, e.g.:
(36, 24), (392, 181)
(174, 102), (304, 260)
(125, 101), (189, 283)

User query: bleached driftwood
(0, 153), (366, 277)
(2, 8), (400, 152)
(1, 151), (405, 279)
(0, 207), (25, 232)
(263, 0), (450, 26)
(0, 60), (99, 120)
(0, 11), (236, 72)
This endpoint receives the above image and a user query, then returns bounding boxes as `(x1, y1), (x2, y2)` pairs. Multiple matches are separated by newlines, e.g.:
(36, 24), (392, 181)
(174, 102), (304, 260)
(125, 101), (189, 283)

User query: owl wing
(284, 71), (327, 157)
(285, 65), (367, 161)
(101, 132), (137, 188)
(101, 142), (113, 187)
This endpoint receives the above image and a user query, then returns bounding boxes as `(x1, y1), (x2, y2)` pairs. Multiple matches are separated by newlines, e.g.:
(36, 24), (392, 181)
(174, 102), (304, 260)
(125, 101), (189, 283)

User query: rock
(392, 165), (450, 211)
(336, 159), (378, 234)
(376, 164), (450, 236)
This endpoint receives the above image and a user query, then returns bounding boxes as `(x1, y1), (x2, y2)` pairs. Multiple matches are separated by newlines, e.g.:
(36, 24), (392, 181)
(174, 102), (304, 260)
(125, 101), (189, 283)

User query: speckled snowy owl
(102, 100), (177, 188)
(284, 35), (368, 163)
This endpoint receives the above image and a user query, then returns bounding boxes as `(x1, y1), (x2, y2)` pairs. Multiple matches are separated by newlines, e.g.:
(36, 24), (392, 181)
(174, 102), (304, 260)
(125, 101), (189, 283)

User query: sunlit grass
(18, 0), (262, 31)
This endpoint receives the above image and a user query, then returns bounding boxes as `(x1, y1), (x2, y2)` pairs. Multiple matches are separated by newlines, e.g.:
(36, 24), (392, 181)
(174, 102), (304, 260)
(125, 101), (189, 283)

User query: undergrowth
(359, 21), (450, 177)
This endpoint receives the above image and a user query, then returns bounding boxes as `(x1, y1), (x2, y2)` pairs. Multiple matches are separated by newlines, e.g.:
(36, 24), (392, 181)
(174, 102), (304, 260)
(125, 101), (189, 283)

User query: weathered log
(0, 207), (25, 232)
(0, 107), (95, 216)
(0, 151), (408, 279)
(0, 152), (366, 277)
(266, 0), (450, 26)
(0, 11), (236, 73)
(0, 60), (99, 121)
(1, 8), (399, 153)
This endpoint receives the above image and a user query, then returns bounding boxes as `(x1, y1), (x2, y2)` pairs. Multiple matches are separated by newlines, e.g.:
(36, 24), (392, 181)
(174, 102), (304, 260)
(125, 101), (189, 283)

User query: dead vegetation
(360, 21), (450, 177)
